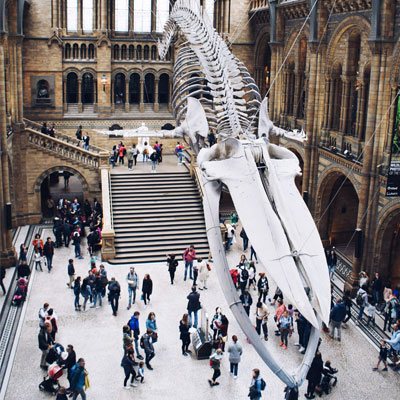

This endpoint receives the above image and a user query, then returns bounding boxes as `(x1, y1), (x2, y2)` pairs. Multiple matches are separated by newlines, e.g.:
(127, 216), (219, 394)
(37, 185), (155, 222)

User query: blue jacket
(70, 364), (86, 390)
(330, 302), (347, 323)
(146, 318), (157, 331)
(387, 330), (400, 351)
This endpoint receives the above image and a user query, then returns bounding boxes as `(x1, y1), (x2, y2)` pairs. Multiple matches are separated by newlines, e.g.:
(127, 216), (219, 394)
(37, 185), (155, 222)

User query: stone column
(327, 78), (335, 129)
(78, 78), (82, 113)
(100, 0), (108, 30)
(154, 78), (159, 112)
(339, 77), (351, 134)
(16, 37), (23, 121)
(78, 0), (83, 34)
(293, 71), (301, 118)
(94, 79), (98, 113)
(355, 81), (365, 138)
(0, 38), (16, 267)
(125, 78), (130, 112)
(322, 78), (331, 128)
(151, 0), (157, 33)
(139, 79), (144, 113)
(168, 79), (173, 113)
(111, 78), (115, 113)
(282, 71), (289, 115)
(63, 79), (68, 112)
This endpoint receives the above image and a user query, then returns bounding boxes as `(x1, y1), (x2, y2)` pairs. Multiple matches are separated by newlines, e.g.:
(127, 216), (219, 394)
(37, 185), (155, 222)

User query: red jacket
(183, 248), (196, 262)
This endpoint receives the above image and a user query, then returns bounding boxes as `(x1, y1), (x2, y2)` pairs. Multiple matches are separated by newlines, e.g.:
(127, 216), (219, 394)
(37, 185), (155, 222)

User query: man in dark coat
(108, 277), (121, 316)
(187, 286), (201, 329)
(142, 328), (155, 370)
(372, 272), (382, 304)
(305, 352), (323, 399)
(239, 290), (253, 316)
(43, 237), (55, 271)
(38, 321), (54, 369)
(62, 344), (77, 388)
(17, 260), (31, 279)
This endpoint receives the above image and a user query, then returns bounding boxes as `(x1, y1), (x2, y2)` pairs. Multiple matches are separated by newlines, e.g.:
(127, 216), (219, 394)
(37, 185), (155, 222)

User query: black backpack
(241, 268), (249, 281)
(260, 378), (266, 391)
(356, 293), (364, 306)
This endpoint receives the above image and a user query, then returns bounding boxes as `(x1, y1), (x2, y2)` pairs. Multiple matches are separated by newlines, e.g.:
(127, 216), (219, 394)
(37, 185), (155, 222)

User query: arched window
(129, 45), (134, 60)
(144, 73), (155, 103)
(37, 80), (50, 98)
(121, 45), (127, 60)
(144, 45), (149, 60)
(65, 43), (71, 59)
(115, 0), (129, 32)
(134, 0), (151, 32)
(114, 45), (120, 60)
(151, 45), (157, 61)
(80, 44), (87, 59)
(82, 73), (94, 104)
(114, 73), (126, 104)
(66, 72), (78, 103)
(67, 0), (78, 32)
(136, 45), (142, 60)
(156, 0), (170, 33)
(158, 74), (169, 103)
(129, 73), (140, 104)
(88, 44), (95, 59)
(82, 0), (93, 32)
(72, 43), (79, 59)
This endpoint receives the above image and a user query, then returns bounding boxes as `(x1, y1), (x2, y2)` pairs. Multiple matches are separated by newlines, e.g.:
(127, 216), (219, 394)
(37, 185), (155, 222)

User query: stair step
(111, 172), (190, 178)
(113, 216), (206, 226)
(112, 194), (200, 201)
(114, 228), (207, 238)
(111, 200), (202, 210)
(113, 207), (203, 215)
(111, 246), (209, 259)
(113, 213), (204, 222)
(111, 183), (196, 190)
(114, 233), (209, 243)
(112, 194), (200, 203)
(115, 238), (209, 249)
(111, 187), (197, 194)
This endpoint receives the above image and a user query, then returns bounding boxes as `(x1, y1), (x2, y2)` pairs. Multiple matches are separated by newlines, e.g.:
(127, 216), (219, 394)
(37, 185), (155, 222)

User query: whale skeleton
(159, 0), (331, 396)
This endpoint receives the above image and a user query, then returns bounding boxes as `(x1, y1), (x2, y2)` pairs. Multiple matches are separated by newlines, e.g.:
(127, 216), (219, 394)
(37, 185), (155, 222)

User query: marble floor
(3, 229), (399, 400)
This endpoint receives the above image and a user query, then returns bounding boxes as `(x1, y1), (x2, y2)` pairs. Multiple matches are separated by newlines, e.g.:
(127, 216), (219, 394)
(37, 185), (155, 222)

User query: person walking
(43, 237), (55, 272)
(342, 290), (353, 326)
(255, 301), (269, 341)
(167, 254), (178, 284)
(239, 228), (249, 251)
(183, 245), (196, 281)
(62, 344), (77, 390)
(372, 272), (382, 305)
(175, 142), (185, 165)
(121, 350), (137, 389)
(93, 273), (103, 308)
(118, 142), (126, 165)
(141, 274), (153, 306)
(372, 339), (388, 372)
(250, 245), (258, 262)
(227, 335), (242, 379)
(216, 315), (229, 352)
(38, 321), (54, 370)
(19, 244), (27, 263)
(34, 249), (43, 272)
(146, 312), (158, 339)
(127, 145), (134, 170)
(198, 257), (209, 290)
(80, 277), (90, 312)
(142, 329), (155, 370)
(326, 248), (337, 280)
(356, 285), (369, 323)
(225, 223), (235, 251)
(70, 358), (89, 400)
(279, 310), (292, 350)
(179, 313), (191, 356)
(240, 290), (253, 316)
(208, 349), (223, 387)
(330, 297), (347, 341)
(72, 230), (83, 259)
(47, 308), (58, 341)
(129, 311), (144, 361)
(132, 144), (139, 166)
(82, 133), (90, 151)
(237, 255), (249, 295)
(108, 277), (121, 316)
(305, 352), (323, 399)
(67, 259), (75, 288)
(386, 323), (400, 371)
(249, 369), (265, 400)
(127, 267), (139, 309)
(150, 150), (158, 173)
(257, 272), (269, 303)
(187, 286), (201, 328)
(74, 277), (81, 311)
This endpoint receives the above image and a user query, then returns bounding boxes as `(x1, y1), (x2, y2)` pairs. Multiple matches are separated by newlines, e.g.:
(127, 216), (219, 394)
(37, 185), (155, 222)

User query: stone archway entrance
(35, 167), (88, 218)
(317, 172), (359, 257)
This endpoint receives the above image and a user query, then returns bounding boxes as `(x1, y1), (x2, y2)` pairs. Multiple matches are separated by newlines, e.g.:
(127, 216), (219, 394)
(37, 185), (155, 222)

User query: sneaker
(130, 383), (137, 387)
(382, 367), (388, 371)
(183, 352), (188, 357)
(233, 376), (238, 380)
(298, 346), (305, 353)
(280, 342), (283, 346)
(294, 343), (300, 347)
(372, 368), (378, 371)
(282, 345), (287, 350)
(137, 355), (144, 360)
(123, 386), (130, 390)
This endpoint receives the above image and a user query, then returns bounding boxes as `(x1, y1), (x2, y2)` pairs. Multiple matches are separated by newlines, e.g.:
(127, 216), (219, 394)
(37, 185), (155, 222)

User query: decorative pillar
(322, 78), (331, 128)
(327, 78), (335, 129)
(139, 79), (144, 112)
(111, 78), (115, 113)
(78, 78), (82, 113)
(168, 78), (173, 113)
(355, 81), (365, 138)
(283, 71), (289, 115)
(0, 39), (16, 267)
(78, 0), (83, 34)
(154, 78), (159, 112)
(16, 37), (23, 121)
(339, 77), (351, 134)
(94, 79), (98, 113)
(125, 78), (130, 112)
(63, 79), (68, 112)
(100, 0), (108, 30)
(293, 72), (301, 118)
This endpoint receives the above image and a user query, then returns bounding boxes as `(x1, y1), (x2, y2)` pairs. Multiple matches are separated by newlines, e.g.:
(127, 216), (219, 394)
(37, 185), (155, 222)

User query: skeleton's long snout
(198, 139), (331, 328)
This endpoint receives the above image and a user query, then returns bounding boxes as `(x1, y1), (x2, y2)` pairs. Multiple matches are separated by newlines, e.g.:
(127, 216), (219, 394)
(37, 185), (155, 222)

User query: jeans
(46, 255), (53, 271)
(373, 289), (380, 304)
(330, 320), (342, 339)
(128, 286), (137, 306)
(35, 261), (43, 271)
(110, 294), (119, 314)
(124, 370), (136, 386)
(151, 160), (157, 171)
(184, 261), (193, 280)
(74, 294), (80, 309)
(145, 351), (155, 367)
(82, 293), (89, 310)
(119, 156), (125, 164)
(329, 265), (335, 280)
(72, 388), (86, 400)
(212, 368), (221, 382)
(177, 152), (185, 164)
(134, 338), (142, 357)
(143, 292), (151, 305)
(94, 292), (102, 307)
(239, 280), (247, 296)
(143, 154), (148, 163)
(256, 319), (268, 337)
(225, 237), (233, 251)
(250, 246), (257, 261)
(40, 349), (48, 367)
(188, 310), (198, 328)
(133, 155), (138, 165)
(193, 270), (198, 286)
(243, 237), (249, 251)
(384, 313), (392, 332)
(230, 362), (238, 377)
(74, 243), (81, 258)
(128, 160), (133, 169)
(85, 144), (89, 151)
(358, 305), (365, 320)
(281, 327), (289, 346)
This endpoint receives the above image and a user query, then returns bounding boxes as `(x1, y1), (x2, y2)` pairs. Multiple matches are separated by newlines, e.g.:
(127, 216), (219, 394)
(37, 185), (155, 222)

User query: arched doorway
(66, 72), (78, 103)
(144, 73), (155, 103)
(318, 172), (359, 257)
(158, 74), (169, 104)
(114, 73), (126, 104)
(82, 72), (94, 104)
(255, 33), (271, 98)
(376, 210), (400, 286)
(129, 73), (140, 104)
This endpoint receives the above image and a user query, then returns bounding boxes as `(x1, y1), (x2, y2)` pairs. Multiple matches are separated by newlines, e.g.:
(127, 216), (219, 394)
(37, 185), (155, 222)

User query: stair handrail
(193, 166), (204, 198)
(26, 127), (103, 169)
(23, 118), (107, 154)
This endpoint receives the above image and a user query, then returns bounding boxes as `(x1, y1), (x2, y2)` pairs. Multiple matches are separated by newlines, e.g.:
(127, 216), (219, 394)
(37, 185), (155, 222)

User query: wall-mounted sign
(386, 93), (400, 197)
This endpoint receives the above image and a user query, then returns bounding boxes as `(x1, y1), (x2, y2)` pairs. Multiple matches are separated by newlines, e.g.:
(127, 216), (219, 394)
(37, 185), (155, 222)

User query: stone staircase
(109, 171), (209, 264)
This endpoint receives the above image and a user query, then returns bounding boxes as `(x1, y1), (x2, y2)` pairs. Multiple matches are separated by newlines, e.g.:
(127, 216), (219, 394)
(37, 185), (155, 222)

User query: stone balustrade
(26, 128), (108, 170)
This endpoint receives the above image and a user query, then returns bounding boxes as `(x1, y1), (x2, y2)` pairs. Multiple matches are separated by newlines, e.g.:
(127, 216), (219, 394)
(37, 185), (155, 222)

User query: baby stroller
(12, 278), (28, 306)
(316, 363), (338, 397)
(45, 343), (65, 365)
(39, 363), (63, 395)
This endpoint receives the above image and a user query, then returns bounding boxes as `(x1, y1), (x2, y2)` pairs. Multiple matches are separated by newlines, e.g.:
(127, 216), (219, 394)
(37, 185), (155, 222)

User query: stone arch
(390, 37), (400, 85)
(33, 166), (89, 194)
(315, 168), (360, 249)
(374, 204), (400, 284)
(283, 23), (310, 57)
(254, 26), (271, 98)
(326, 15), (370, 73)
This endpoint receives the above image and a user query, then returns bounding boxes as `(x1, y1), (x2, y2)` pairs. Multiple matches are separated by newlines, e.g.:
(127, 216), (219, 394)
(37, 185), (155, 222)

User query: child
(56, 387), (68, 400)
(365, 301), (376, 327)
(136, 361), (145, 383)
(373, 340), (388, 371)
(33, 249), (43, 271)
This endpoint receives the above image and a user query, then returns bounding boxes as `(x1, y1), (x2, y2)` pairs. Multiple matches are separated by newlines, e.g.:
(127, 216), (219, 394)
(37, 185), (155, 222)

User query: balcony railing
(250, 0), (269, 10)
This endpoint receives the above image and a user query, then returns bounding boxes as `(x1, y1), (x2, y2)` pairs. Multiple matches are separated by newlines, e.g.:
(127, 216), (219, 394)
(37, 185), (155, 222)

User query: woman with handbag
(216, 315), (229, 352)
(166, 254), (178, 284)
(208, 349), (223, 387)
(179, 313), (191, 356)
(146, 312), (158, 343)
